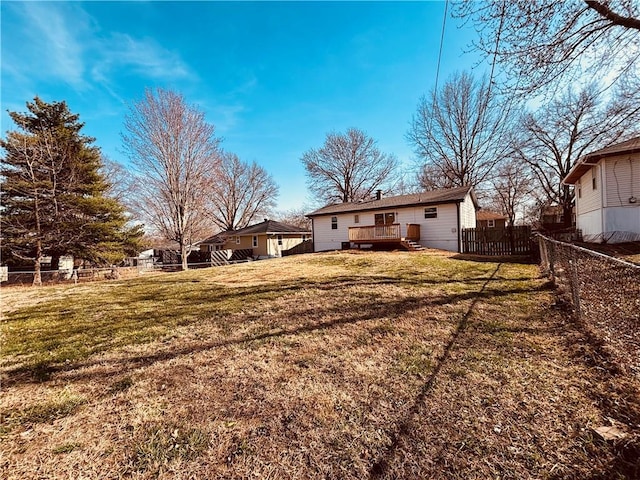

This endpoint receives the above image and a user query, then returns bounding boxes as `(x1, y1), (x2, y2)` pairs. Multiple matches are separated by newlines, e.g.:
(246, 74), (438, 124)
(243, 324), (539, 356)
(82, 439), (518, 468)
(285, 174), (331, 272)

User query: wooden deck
(348, 224), (420, 244)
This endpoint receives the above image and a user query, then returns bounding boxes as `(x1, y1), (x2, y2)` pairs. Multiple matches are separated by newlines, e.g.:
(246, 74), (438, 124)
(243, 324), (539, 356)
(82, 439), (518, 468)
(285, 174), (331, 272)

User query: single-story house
(563, 136), (640, 243)
(476, 211), (507, 229)
(306, 185), (478, 253)
(196, 231), (234, 252)
(198, 219), (311, 259)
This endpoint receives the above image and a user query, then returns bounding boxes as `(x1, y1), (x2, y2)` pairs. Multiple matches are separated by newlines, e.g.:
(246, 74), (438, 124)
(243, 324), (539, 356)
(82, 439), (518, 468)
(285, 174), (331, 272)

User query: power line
(433, 0), (449, 96)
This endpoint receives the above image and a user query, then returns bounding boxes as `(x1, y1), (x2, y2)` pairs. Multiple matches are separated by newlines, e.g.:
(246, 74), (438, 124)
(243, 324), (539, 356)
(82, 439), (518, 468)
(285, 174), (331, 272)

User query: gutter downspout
(456, 202), (461, 253)
(600, 163), (606, 240)
(311, 217), (315, 253)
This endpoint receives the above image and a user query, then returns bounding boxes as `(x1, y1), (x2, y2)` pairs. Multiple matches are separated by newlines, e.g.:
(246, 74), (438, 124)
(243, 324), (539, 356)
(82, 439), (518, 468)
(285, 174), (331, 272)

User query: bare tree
(489, 159), (536, 226)
(302, 127), (398, 204)
(407, 71), (514, 195)
(100, 156), (136, 202)
(456, 0), (640, 95)
(206, 151), (279, 231)
(513, 83), (640, 226)
(122, 88), (221, 270)
(276, 207), (312, 230)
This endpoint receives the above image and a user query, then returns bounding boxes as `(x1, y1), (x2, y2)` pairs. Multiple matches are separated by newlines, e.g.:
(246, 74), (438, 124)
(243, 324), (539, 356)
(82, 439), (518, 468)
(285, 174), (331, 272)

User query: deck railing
(349, 224), (401, 242)
(348, 223), (420, 243)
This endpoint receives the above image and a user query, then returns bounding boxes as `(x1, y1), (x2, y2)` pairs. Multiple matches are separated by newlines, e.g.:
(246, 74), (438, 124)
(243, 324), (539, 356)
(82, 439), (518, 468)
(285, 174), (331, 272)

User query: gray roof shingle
(564, 136), (640, 184)
(306, 185), (476, 217)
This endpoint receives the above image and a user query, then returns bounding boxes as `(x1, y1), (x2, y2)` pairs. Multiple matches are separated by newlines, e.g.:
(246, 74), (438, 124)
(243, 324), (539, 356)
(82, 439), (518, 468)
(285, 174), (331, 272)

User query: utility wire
(433, 0), (449, 97)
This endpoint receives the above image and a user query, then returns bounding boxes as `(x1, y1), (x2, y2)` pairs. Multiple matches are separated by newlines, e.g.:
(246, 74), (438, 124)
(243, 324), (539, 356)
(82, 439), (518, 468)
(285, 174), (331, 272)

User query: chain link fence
(538, 234), (640, 376)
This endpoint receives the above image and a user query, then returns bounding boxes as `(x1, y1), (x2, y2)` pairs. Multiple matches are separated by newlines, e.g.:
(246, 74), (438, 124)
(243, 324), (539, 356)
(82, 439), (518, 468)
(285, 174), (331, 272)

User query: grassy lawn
(1, 250), (639, 479)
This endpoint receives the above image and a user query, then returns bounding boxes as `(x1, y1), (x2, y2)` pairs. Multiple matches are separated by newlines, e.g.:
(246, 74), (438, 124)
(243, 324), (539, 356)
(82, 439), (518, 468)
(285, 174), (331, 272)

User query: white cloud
(12, 2), (89, 88)
(5, 3), (195, 95)
(92, 32), (194, 84)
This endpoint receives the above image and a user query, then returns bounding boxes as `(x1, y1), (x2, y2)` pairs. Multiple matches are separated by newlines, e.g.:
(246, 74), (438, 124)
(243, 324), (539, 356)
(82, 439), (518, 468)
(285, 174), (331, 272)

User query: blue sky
(1, 1), (484, 212)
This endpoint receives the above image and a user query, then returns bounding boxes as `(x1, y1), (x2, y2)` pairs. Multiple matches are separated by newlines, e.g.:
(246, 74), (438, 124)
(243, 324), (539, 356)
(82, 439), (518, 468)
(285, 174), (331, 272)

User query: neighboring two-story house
(563, 136), (640, 243)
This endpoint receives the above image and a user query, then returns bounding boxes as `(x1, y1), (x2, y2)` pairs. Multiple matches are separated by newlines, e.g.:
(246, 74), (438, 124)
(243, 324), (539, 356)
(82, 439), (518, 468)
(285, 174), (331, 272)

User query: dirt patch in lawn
(1, 251), (638, 479)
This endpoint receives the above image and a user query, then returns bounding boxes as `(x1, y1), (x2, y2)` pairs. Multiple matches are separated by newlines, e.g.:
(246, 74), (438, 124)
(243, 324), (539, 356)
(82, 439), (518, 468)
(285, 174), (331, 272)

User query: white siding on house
(574, 155), (640, 242)
(459, 192), (477, 229)
(265, 235), (305, 258)
(605, 155), (640, 207)
(312, 215), (353, 252)
(312, 199), (476, 253)
(576, 166), (602, 215)
(577, 209), (603, 241)
(604, 207), (640, 237)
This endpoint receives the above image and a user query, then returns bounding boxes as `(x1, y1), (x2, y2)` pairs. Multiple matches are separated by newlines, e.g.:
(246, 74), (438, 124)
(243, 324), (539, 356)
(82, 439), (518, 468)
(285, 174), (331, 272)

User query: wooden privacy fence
(282, 240), (313, 257)
(462, 226), (532, 256)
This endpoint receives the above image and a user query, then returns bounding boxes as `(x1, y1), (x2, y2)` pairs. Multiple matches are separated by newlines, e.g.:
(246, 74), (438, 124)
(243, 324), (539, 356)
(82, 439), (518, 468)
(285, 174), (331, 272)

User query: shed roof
(306, 185), (477, 217)
(563, 136), (640, 184)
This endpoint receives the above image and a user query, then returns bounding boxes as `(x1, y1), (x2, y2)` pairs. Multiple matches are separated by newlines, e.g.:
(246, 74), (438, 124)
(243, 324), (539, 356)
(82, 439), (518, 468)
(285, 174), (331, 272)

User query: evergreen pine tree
(0, 97), (142, 285)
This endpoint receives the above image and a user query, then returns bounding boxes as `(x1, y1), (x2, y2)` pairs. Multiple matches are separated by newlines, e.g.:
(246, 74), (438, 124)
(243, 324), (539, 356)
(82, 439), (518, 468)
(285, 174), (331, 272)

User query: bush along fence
(538, 234), (640, 376)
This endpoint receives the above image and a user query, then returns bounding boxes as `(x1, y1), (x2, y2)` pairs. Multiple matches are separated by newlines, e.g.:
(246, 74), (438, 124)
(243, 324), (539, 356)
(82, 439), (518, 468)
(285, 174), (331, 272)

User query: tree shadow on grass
(2, 265), (541, 388)
(368, 263), (502, 479)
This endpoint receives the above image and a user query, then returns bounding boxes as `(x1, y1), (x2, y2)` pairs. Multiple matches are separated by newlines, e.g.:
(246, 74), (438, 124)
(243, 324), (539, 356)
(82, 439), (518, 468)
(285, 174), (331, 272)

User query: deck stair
(400, 239), (425, 252)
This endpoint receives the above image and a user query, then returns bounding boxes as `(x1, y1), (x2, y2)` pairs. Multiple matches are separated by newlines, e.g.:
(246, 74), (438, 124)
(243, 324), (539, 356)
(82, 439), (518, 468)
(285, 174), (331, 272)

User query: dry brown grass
(1, 251), (639, 479)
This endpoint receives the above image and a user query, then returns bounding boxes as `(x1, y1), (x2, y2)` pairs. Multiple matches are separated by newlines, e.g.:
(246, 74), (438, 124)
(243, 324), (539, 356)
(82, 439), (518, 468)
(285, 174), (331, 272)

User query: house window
(592, 168), (597, 190)
(277, 235), (283, 246)
(236, 236), (240, 244)
(424, 207), (437, 219)
(354, 214), (359, 224)
(252, 236), (258, 248)
(374, 212), (395, 225)
(487, 219), (495, 228)
(331, 216), (338, 229)
(577, 180), (582, 199)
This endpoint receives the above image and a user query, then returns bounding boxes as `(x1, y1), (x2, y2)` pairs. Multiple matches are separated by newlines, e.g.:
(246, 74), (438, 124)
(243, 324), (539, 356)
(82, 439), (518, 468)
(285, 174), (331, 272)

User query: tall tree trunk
(562, 184), (574, 228)
(180, 242), (189, 271)
(33, 240), (42, 286)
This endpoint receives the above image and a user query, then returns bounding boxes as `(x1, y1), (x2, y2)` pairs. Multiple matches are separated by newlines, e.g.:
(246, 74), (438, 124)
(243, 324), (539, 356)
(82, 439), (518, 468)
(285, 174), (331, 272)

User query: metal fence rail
(538, 234), (640, 375)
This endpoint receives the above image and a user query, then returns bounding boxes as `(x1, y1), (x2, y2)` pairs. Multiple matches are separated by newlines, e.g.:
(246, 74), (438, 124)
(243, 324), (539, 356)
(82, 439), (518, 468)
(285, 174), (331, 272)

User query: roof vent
(375, 189), (382, 200)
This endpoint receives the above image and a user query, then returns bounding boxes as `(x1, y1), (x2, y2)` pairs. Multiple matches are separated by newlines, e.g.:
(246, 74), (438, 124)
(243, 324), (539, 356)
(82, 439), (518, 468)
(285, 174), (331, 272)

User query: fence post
(568, 248), (582, 320)
(547, 240), (556, 281)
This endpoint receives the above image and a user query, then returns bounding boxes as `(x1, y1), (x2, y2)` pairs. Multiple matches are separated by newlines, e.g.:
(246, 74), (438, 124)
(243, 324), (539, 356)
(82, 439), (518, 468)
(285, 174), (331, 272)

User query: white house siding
(312, 200), (475, 253)
(577, 209), (603, 241)
(575, 157), (640, 242)
(264, 235), (306, 258)
(577, 166), (603, 214)
(459, 193), (477, 229)
(604, 156), (640, 207)
(602, 155), (640, 241)
(312, 214), (353, 252)
(603, 207), (640, 241)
